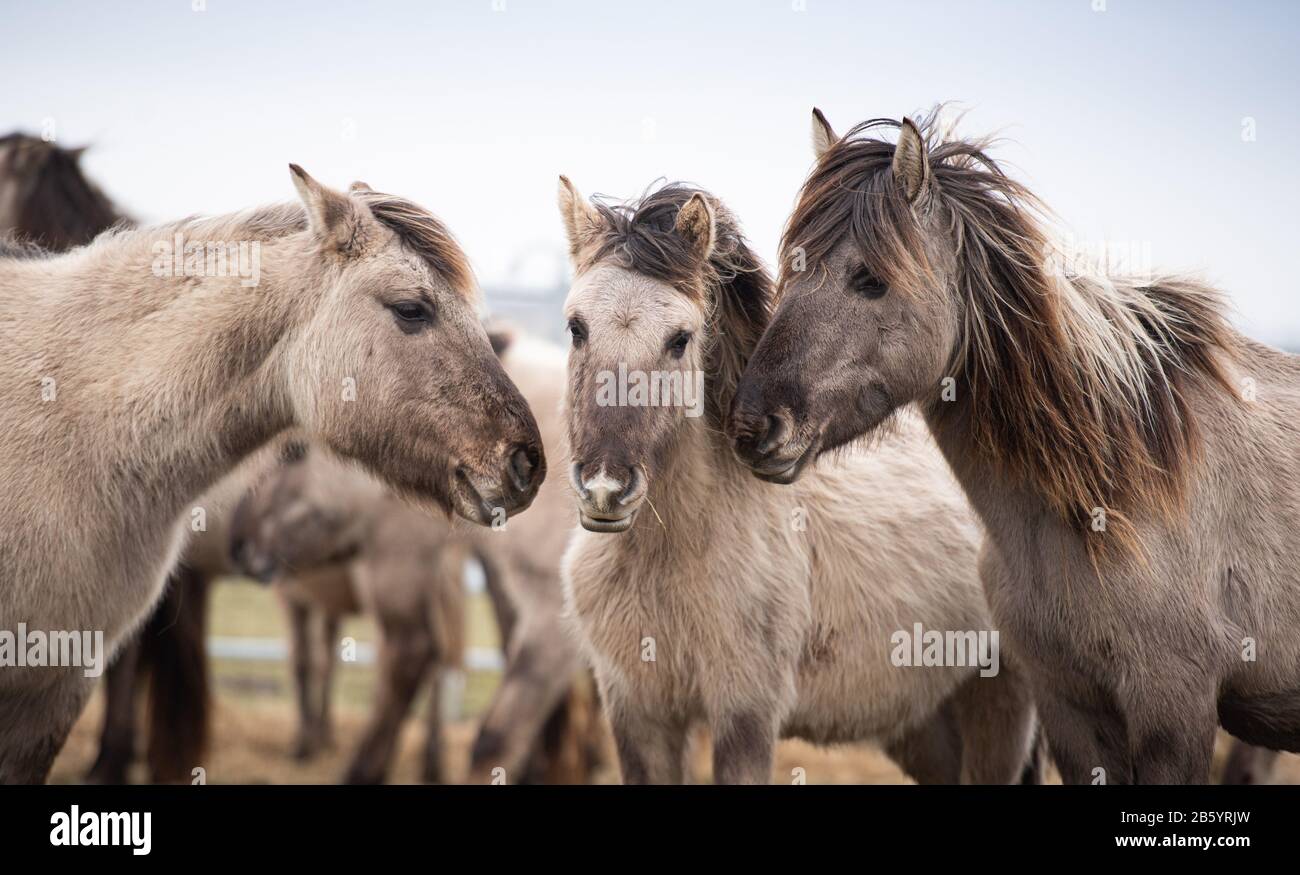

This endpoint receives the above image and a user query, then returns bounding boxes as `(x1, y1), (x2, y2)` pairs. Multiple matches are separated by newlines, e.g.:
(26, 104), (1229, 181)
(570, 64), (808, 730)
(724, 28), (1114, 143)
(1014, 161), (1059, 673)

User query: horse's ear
(289, 164), (373, 255)
(557, 175), (601, 262)
(811, 107), (838, 159)
(892, 118), (930, 204)
(348, 181), (373, 194)
(674, 193), (716, 266)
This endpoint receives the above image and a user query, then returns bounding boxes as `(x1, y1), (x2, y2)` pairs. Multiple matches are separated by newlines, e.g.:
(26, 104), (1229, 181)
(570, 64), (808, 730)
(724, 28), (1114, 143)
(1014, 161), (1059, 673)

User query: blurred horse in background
(230, 441), (468, 784)
(0, 132), (124, 249)
(464, 326), (606, 785)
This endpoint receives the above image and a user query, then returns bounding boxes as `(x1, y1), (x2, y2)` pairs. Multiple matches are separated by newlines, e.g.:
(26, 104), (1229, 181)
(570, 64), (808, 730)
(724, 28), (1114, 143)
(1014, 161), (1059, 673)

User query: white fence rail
(208, 637), (504, 672)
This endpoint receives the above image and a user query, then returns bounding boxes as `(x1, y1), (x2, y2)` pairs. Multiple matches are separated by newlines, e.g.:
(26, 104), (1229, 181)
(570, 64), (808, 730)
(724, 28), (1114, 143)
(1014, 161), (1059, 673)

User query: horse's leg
(981, 546), (1132, 784)
(467, 623), (581, 784)
(314, 613), (340, 750)
(343, 630), (432, 785)
(0, 674), (92, 784)
(603, 694), (688, 785)
(477, 550), (517, 652)
(1221, 740), (1279, 785)
(85, 637), (142, 784)
(885, 703), (963, 784)
(420, 668), (445, 784)
(144, 566), (210, 783)
(284, 600), (319, 761)
(711, 709), (778, 785)
(1125, 685), (1217, 784)
(1040, 640), (1216, 783)
(537, 685), (599, 784)
(949, 659), (1037, 784)
(1028, 683), (1133, 784)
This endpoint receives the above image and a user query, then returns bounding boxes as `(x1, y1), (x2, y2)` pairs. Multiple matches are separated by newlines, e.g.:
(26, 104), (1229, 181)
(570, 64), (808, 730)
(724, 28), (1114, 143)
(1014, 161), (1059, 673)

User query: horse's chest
(569, 543), (802, 711)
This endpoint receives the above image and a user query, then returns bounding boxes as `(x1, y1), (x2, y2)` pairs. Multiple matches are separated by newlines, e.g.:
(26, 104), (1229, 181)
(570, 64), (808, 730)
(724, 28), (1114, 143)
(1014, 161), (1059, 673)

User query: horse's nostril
(618, 466), (646, 506)
(508, 446), (538, 492)
(755, 414), (789, 457)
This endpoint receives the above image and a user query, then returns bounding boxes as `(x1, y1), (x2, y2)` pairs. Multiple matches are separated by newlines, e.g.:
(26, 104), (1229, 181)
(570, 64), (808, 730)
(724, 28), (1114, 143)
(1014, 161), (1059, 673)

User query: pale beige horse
(558, 180), (1035, 784)
(0, 167), (544, 782)
(730, 108), (1300, 783)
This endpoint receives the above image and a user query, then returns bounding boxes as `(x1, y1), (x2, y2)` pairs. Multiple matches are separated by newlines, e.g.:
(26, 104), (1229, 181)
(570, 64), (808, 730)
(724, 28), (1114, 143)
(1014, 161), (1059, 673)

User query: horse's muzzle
(451, 442), (546, 526)
(728, 407), (819, 485)
(571, 461), (646, 533)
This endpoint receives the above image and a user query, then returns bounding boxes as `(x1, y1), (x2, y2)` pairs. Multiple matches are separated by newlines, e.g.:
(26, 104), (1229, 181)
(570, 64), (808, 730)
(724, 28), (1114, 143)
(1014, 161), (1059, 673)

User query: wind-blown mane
(353, 189), (476, 298)
(582, 182), (773, 423)
(90, 188), (476, 299)
(782, 109), (1237, 552)
(0, 132), (128, 251)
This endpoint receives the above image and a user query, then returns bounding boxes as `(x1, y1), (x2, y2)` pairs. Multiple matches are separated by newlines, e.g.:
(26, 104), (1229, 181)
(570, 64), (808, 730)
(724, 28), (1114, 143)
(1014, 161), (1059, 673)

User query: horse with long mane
(0, 166), (545, 782)
(559, 179), (1036, 783)
(729, 108), (1300, 783)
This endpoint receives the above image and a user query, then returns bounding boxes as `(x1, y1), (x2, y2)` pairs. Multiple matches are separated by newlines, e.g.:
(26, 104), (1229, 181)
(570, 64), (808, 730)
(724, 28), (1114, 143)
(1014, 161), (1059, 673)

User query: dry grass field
(45, 577), (1300, 786)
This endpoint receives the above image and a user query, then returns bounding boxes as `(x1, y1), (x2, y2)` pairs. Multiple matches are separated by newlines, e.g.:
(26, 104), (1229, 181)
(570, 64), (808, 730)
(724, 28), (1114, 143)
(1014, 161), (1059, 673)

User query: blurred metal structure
(481, 244), (569, 343)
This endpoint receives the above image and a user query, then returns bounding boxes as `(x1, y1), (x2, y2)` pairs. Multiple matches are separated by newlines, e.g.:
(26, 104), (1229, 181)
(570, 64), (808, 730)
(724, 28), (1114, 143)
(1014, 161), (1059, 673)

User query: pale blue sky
(4, 0), (1298, 341)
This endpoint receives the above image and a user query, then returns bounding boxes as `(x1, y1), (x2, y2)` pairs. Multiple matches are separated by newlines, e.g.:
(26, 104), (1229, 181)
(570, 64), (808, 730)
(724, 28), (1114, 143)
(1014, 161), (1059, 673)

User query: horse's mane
(353, 189), (475, 297)
(0, 235), (52, 260)
(782, 108), (1237, 553)
(118, 189), (475, 298)
(581, 182), (773, 423)
(0, 132), (127, 251)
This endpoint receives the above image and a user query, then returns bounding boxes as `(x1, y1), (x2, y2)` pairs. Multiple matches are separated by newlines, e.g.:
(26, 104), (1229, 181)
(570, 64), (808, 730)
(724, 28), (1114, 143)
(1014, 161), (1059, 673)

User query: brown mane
(123, 189), (475, 299)
(354, 190), (476, 299)
(583, 182), (773, 423)
(781, 110), (1238, 553)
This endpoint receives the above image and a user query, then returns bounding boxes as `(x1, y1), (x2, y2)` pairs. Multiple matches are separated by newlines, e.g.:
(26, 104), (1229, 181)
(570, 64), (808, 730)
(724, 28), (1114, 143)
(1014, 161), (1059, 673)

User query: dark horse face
(728, 112), (961, 483)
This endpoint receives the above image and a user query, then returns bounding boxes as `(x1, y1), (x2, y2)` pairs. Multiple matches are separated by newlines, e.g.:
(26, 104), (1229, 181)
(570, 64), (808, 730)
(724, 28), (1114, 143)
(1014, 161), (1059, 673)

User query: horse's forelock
(779, 118), (939, 300)
(353, 190), (476, 301)
(144, 191), (477, 302)
(581, 182), (775, 424)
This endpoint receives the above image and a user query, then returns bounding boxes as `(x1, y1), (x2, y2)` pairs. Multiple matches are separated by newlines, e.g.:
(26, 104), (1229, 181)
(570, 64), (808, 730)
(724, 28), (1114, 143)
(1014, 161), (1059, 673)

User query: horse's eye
(389, 300), (432, 323)
(666, 330), (691, 359)
(568, 318), (587, 347)
(852, 271), (887, 299)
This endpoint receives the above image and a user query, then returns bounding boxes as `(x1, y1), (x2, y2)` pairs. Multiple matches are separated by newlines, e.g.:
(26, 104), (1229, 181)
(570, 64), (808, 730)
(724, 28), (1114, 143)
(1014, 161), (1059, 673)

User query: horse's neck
(921, 398), (1056, 555)
(637, 418), (755, 541)
(62, 233), (312, 522)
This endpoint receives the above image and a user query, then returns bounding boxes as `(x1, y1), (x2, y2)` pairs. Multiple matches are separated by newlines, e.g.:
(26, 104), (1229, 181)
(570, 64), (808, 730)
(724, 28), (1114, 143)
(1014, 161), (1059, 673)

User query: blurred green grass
(209, 576), (504, 717)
